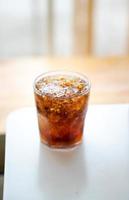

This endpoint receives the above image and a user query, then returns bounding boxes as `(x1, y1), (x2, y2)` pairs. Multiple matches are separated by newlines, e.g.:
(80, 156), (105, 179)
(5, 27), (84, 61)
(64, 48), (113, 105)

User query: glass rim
(33, 70), (91, 98)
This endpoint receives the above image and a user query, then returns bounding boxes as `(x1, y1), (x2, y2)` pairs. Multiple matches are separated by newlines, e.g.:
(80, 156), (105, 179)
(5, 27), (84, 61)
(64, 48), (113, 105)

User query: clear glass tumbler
(34, 71), (90, 149)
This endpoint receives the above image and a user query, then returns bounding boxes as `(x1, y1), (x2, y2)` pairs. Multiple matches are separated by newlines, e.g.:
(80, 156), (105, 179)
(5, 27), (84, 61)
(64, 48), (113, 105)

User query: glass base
(40, 138), (82, 152)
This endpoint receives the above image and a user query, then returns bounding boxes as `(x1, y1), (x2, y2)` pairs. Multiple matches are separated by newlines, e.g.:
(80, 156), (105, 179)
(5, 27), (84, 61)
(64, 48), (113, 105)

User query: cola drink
(34, 71), (90, 149)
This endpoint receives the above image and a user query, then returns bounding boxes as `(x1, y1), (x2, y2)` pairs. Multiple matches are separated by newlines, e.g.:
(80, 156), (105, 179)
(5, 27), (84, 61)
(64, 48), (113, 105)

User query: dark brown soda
(34, 74), (90, 149)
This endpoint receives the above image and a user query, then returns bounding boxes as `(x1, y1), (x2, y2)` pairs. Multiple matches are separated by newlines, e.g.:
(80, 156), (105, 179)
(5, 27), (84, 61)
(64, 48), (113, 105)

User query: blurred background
(0, 0), (129, 58)
(1, 1), (129, 199)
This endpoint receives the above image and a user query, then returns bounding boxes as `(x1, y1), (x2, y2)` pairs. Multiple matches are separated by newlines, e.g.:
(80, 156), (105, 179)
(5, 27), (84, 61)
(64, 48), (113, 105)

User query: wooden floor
(0, 56), (129, 134)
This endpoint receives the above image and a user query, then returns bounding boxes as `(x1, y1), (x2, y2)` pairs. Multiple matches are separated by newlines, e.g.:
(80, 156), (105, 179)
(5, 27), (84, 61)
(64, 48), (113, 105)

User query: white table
(3, 105), (129, 200)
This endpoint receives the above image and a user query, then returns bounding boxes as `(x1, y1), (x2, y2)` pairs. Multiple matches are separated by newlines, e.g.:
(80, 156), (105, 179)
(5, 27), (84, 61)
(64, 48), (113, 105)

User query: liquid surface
(35, 75), (89, 98)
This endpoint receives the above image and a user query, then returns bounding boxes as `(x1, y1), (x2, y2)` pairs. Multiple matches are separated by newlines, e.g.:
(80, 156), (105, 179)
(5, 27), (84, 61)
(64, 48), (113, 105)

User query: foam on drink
(35, 75), (89, 98)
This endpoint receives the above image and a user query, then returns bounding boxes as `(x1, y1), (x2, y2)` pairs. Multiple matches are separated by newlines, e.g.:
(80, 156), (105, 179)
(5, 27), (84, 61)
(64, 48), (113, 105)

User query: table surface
(3, 105), (129, 200)
(0, 56), (129, 133)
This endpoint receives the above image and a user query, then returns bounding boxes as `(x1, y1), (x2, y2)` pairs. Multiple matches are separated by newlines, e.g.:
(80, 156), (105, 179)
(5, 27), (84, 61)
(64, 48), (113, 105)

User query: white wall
(93, 0), (129, 56)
